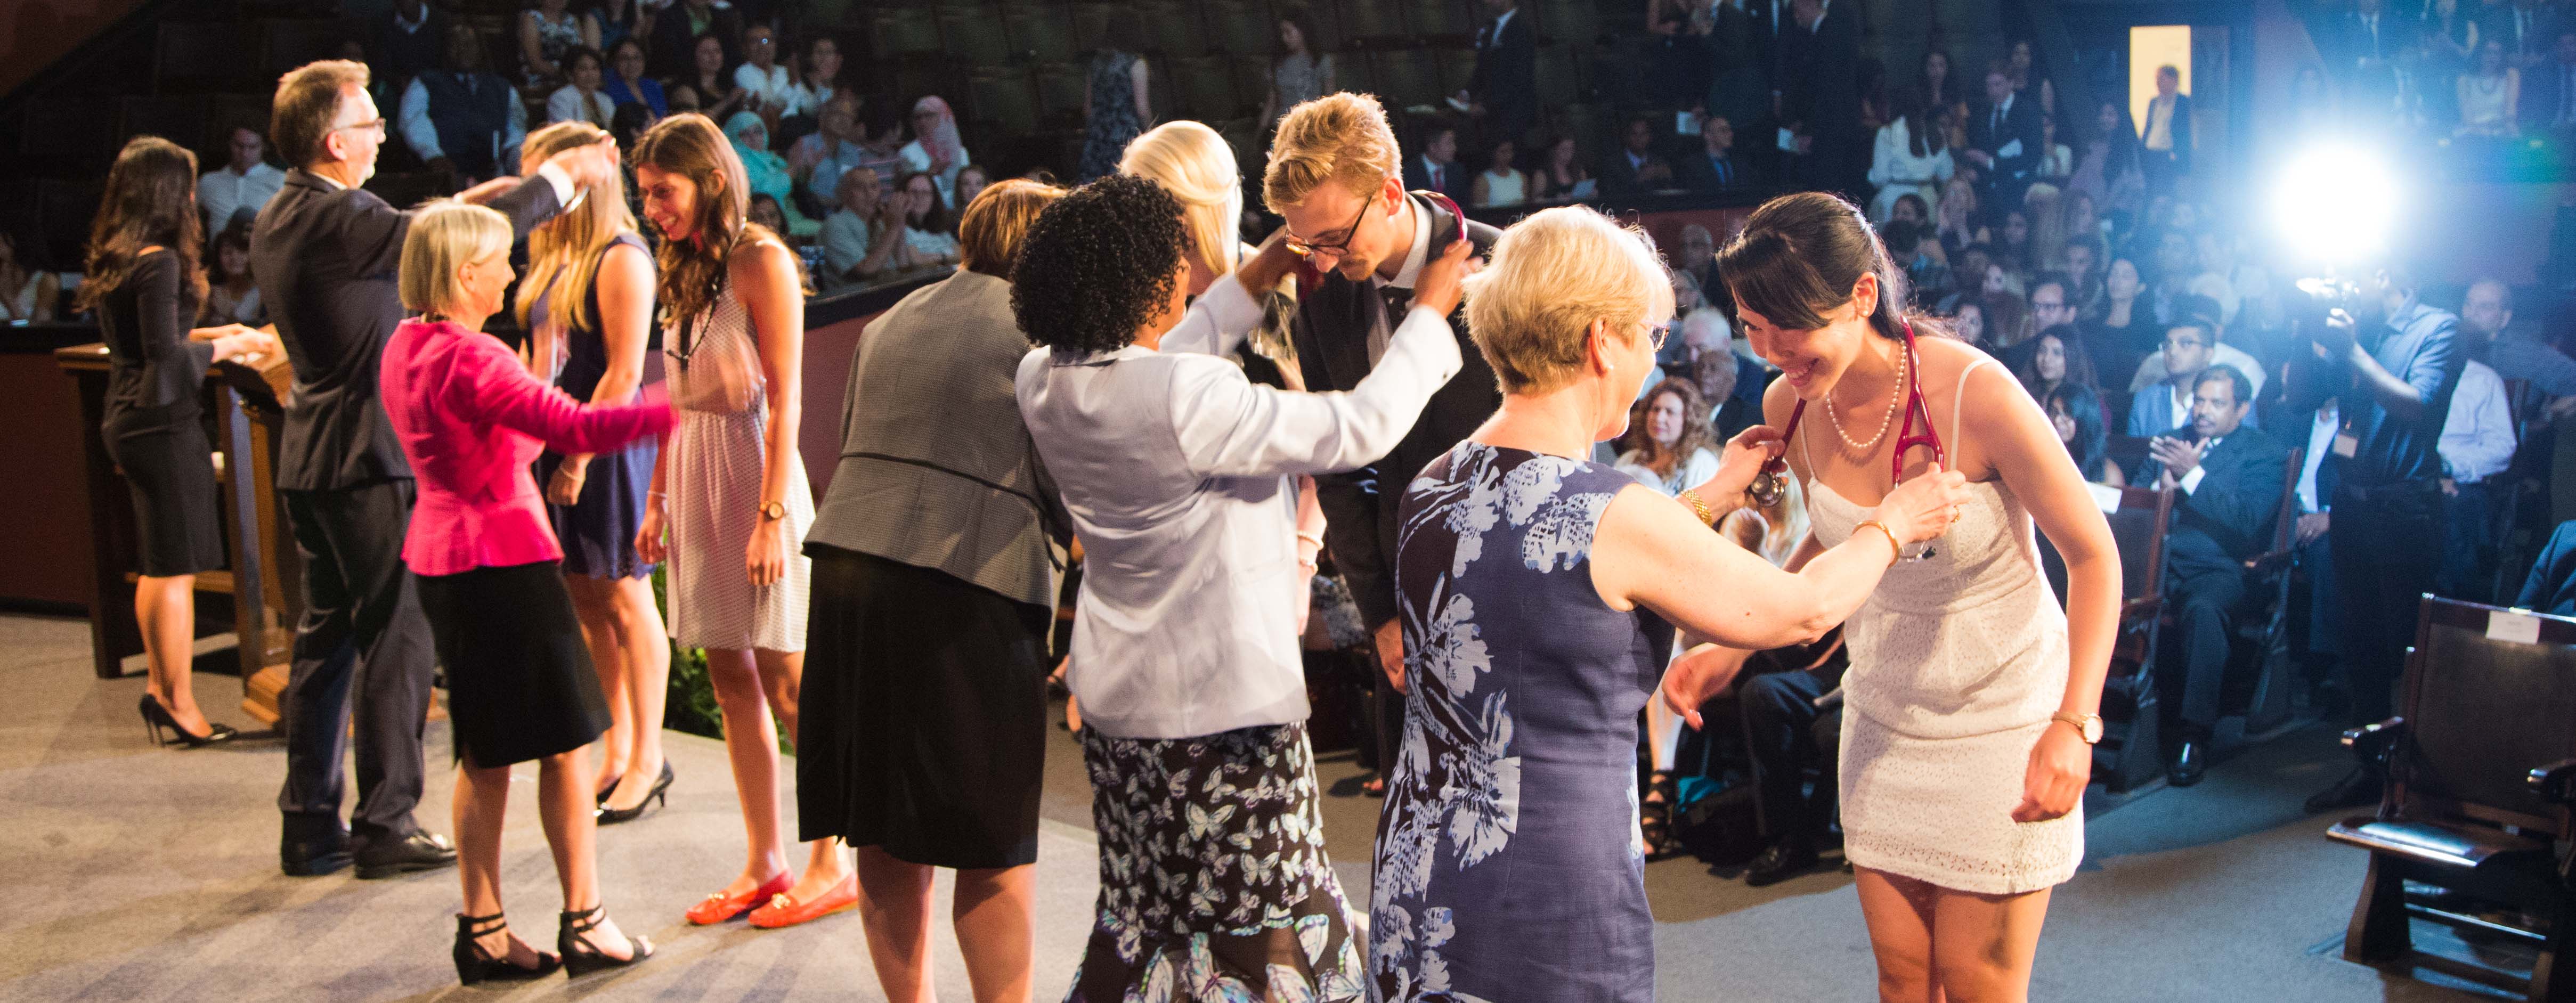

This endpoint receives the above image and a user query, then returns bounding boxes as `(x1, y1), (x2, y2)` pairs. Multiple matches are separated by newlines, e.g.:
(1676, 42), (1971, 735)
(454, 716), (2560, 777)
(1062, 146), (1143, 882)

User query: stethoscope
(1748, 322), (1947, 558)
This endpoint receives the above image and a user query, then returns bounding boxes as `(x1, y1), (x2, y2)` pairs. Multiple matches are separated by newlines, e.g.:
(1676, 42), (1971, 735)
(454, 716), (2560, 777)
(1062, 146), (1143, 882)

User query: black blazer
(649, 2), (744, 80)
(1402, 155), (1467, 203)
(1467, 7), (1538, 141)
(1676, 148), (1759, 194)
(251, 169), (563, 491)
(1289, 193), (1504, 629)
(1598, 147), (1673, 197)
(2155, 423), (2290, 578)
(1968, 91), (2045, 182)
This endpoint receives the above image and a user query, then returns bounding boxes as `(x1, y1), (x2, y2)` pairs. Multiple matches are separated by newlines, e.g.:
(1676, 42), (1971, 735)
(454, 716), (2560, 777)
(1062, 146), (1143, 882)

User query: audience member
(2036, 111), (2075, 179)
(547, 47), (615, 126)
(895, 170), (958, 264)
(206, 224), (266, 325)
(722, 111), (816, 237)
(2063, 235), (2104, 314)
(519, 0), (598, 94)
(2529, 28), (2576, 132)
(899, 96), (971, 209)
(2140, 65), (2195, 192)
(2458, 39), (2523, 136)
(603, 37), (667, 118)
(853, 101), (910, 192)
(819, 168), (903, 286)
(1774, 0), (1864, 192)
(2290, 266), (2464, 813)
(1880, 221), (1952, 308)
(254, 58), (607, 879)
(732, 24), (795, 125)
(788, 93), (867, 214)
(380, 199), (667, 984)
(401, 23), (529, 186)
(86, 135), (278, 751)
(1951, 298), (1987, 347)
(1680, 115), (1759, 195)
(1531, 132), (1594, 201)
(2147, 364), (2288, 787)
(1470, 138), (1527, 208)
(748, 192), (789, 235)
(2128, 305), (2266, 408)
(800, 178), (1064, 1003)
(0, 232), (58, 324)
(2128, 312), (2240, 436)
(2083, 256), (2150, 400)
(649, 0), (741, 79)
(779, 34), (846, 142)
(953, 164), (992, 215)
(1695, 333), (1765, 439)
(1981, 288), (2033, 349)
(1462, 0), (1538, 143)
(591, 0), (642, 54)
(199, 126), (287, 233)
(2016, 323), (2098, 405)
(1867, 102), (1954, 222)
(1075, 13), (1152, 182)
(1615, 377), (1722, 495)
(2481, 0), (2557, 70)
(1919, 46), (1962, 115)
(672, 33), (750, 125)
(376, 0), (448, 95)
(1260, 6), (1336, 127)
(1733, 634), (1850, 886)
(2437, 319), (2517, 598)
(2070, 101), (2141, 225)
(1966, 60), (2043, 211)
(1404, 121), (1467, 201)
(2049, 382), (2123, 485)
(1601, 116), (1677, 196)
(2515, 517), (2576, 615)
(2468, 278), (2576, 399)
(1934, 174), (1983, 255)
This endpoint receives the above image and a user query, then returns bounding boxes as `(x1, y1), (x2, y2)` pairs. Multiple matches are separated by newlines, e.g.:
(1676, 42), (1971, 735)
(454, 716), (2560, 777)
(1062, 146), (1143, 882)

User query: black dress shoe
(2168, 739), (2207, 788)
(1743, 841), (1821, 887)
(354, 830), (458, 879)
(281, 835), (353, 877)
(2304, 766), (2383, 815)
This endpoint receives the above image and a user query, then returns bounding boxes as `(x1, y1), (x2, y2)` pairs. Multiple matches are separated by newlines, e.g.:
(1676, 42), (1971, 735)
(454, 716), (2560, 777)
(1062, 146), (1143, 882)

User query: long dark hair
(1621, 376), (1720, 479)
(2047, 381), (2110, 482)
(1276, 4), (1323, 61)
(1905, 99), (1949, 159)
(2013, 322), (2098, 399)
(80, 135), (207, 313)
(1717, 190), (1946, 343)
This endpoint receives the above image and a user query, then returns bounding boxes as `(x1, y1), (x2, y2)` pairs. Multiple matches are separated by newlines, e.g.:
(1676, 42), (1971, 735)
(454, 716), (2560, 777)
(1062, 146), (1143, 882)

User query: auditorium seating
(2098, 484), (2176, 794)
(2225, 446), (2306, 738)
(2326, 596), (2576, 1002)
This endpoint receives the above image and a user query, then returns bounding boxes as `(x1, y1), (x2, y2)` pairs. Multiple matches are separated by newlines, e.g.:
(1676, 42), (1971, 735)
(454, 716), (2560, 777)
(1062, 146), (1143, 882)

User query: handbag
(666, 291), (763, 414)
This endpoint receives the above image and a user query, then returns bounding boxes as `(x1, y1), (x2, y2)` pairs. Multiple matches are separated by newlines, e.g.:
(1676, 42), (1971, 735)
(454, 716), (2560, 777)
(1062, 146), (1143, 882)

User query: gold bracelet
(1679, 489), (1716, 526)
(1855, 519), (1904, 564)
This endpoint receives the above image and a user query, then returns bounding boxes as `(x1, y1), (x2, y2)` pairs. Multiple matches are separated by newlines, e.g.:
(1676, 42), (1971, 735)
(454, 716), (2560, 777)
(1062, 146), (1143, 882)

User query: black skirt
(104, 421), (226, 578)
(797, 546), (1050, 869)
(416, 560), (610, 767)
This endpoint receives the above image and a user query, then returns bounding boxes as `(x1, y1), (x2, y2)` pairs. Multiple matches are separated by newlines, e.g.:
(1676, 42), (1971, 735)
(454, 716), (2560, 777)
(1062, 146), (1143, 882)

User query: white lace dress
(1800, 358), (2081, 895)
(663, 290), (813, 652)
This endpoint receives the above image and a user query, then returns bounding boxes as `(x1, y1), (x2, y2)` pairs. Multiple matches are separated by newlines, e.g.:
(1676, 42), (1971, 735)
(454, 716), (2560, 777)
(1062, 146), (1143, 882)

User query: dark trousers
(2164, 562), (2251, 732)
(2437, 480), (2497, 601)
(276, 480), (434, 843)
(1368, 662), (1404, 780)
(2328, 480), (2445, 725)
(1738, 666), (1841, 846)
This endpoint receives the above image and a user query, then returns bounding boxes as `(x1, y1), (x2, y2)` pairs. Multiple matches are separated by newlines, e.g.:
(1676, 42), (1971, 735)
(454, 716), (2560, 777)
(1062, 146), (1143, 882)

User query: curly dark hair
(1011, 174), (1188, 355)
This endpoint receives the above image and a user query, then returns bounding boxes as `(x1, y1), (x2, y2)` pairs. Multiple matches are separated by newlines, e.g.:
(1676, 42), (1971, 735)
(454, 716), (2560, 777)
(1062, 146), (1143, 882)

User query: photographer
(2287, 267), (2464, 814)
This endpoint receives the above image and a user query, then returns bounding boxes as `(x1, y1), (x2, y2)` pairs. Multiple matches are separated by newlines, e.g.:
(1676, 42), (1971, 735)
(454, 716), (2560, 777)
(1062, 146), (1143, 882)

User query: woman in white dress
(1677, 191), (2118, 1001)
(2457, 39), (2521, 137)
(1866, 104), (1954, 225)
(1470, 138), (1527, 209)
(629, 113), (852, 929)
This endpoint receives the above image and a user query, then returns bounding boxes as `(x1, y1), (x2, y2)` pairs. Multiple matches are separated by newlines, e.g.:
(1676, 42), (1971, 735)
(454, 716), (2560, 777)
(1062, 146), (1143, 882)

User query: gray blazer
(806, 269), (1071, 609)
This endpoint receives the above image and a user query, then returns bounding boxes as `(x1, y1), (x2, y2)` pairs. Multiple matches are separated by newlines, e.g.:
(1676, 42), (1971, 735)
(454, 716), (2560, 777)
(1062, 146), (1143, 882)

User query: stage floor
(0, 613), (2511, 1001)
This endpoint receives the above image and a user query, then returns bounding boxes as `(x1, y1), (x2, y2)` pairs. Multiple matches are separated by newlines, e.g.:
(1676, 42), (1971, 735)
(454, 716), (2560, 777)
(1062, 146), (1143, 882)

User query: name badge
(2332, 433), (2359, 459)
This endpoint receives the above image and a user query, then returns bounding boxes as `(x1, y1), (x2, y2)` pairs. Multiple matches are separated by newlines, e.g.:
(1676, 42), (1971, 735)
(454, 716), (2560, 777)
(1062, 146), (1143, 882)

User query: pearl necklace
(1822, 342), (1906, 452)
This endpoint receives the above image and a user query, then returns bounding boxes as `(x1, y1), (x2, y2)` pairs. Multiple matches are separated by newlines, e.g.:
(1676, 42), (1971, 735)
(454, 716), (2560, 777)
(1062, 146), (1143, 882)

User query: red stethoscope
(1749, 323), (1947, 554)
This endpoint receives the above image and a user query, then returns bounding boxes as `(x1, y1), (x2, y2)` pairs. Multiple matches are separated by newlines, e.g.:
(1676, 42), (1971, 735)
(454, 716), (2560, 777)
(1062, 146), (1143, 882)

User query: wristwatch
(757, 500), (786, 521)
(2051, 712), (2103, 745)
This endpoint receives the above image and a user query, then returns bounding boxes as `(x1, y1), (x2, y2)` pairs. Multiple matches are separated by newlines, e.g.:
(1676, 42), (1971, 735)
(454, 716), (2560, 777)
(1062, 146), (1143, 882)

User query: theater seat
(2327, 818), (2556, 871)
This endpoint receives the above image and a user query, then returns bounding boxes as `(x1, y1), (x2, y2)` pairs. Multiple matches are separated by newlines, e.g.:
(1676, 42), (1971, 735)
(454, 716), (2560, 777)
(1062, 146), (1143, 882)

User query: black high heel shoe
(595, 761), (674, 825)
(138, 694), (238, 748)
(558, 905), (653, 977)
(452, 912), (560, 985)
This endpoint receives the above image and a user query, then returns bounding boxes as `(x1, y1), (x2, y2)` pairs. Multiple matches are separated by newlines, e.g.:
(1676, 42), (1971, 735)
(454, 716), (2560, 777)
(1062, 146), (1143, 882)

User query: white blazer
(1015, 272), (1464, 739)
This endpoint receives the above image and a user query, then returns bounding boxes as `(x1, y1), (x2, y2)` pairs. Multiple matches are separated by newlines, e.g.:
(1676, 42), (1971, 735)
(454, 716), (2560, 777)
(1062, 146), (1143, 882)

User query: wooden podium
(54, 344), (300, 722)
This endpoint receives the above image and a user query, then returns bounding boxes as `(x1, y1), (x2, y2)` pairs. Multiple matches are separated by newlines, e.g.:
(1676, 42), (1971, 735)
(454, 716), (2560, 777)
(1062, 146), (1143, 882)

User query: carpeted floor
(0, 611), (2518, 1001)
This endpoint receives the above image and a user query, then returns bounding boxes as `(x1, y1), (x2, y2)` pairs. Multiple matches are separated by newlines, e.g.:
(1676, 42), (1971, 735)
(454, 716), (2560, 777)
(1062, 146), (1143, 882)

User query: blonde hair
(399, 200), (514, 319)
(1122, 121), (1245, 279)
(1463, 206), (1673, 394)
(1262, 92), (1400, 212)
(516, 121), (638, 333)
(957, 177), (1062, 276)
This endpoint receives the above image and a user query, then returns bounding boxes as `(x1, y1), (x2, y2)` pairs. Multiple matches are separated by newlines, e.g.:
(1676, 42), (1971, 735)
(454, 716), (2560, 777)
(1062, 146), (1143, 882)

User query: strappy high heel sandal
(558, 905), (654, 977)
(1641, 770), (1686, 861)
(452, 912), (560, 985)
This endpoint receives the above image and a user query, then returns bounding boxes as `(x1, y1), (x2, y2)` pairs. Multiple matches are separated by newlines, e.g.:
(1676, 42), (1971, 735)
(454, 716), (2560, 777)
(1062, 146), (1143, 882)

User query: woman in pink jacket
(379, 200), (673, 985)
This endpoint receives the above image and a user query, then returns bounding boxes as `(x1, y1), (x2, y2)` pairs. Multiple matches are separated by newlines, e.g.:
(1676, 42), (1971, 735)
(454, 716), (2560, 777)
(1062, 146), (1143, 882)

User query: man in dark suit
(1964, 60), (2043, 216)
(2481, 0), (2563, 70)
(253, 59), (612, 878)
(1265, 93), (1504, 780)
(1599, 115), (1677, 197)
(1770, 0), (1863, 194)
(2526, 27), (2576, 132)
(1401, 122), (1466, 203)
(649, 0), (744, 80)
(2143, 365), (2289, 786)
(1677, 115), (1759, 194)
(374, 0), (448, 97)
(1462, 0), (1537, 145)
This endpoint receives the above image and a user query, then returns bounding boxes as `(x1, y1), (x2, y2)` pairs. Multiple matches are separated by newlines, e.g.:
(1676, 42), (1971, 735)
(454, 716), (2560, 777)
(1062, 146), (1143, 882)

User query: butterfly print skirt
(1068, 721), (1368, 1001)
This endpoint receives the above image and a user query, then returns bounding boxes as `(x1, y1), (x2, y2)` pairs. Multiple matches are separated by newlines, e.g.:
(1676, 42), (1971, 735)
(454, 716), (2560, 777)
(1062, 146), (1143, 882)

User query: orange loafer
(685, 872), (793, 925)
(746, 874), (859, 929)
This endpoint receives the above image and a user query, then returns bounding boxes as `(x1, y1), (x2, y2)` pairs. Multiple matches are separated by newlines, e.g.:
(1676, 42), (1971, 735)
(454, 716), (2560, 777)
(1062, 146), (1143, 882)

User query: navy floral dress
(1371, 442), (1671, 1002)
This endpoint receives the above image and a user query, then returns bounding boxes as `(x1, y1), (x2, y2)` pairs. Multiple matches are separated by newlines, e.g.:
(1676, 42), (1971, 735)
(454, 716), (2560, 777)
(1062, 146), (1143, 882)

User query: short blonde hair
(958, 177), (1062, 276)
(1464, 206), (1675, 394)
(1122, 121), (1245, 279)
(399, 200), (514, 317)
(1263, 92), (1400, 212)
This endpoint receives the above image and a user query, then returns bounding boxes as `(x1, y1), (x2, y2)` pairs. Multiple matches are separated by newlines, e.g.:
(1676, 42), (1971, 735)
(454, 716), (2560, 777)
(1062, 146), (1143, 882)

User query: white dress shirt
(734, 62), (795, 113)
(546, 85), (615, 126)
(2298, 401), (2339, 513)
(2440, 358), (2517, 484)
(399, 75), (529, 165)
(1016, 272), (1464, 739)
(197, 162), (286, 229)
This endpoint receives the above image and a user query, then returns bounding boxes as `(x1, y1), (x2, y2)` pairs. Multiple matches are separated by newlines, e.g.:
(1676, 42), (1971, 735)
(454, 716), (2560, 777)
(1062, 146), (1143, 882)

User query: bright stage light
(2272, 144), (2401, 265)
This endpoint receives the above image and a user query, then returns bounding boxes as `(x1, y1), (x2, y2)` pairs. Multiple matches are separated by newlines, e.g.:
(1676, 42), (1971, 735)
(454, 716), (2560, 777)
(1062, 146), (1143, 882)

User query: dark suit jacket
(649, 2), (743, 81)
(251, 169), (562, 491)
(2142, 92), (2195, 174)
(2517, 518), (2576, 615)
(2527, 59), (2576, 129)
(1969, 91), (2045, 184)
(1598, 146), (1674, 197)
(1289, 193), (1504, 628)
(1677, 148), (1760, 194)
(1467, 7), (1537, 141)
(2155, 424), (2291, 580)
(1402, 154), (1467, 203)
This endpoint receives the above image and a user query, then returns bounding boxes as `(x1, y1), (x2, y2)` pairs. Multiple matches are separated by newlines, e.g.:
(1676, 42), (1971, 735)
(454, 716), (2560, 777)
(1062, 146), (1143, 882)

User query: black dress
(533, 233), (659, 580)
(98, 252), (224, 577)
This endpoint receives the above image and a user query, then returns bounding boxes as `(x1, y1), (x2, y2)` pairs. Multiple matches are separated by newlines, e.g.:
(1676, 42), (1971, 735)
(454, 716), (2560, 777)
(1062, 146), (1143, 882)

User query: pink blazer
(380, 317), (674, 577)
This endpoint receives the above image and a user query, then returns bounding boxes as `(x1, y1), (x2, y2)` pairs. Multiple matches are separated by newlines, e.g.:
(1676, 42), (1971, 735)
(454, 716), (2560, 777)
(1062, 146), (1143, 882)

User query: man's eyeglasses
(1285, 193), (1375, 259)
(331, 118), (388, 136)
